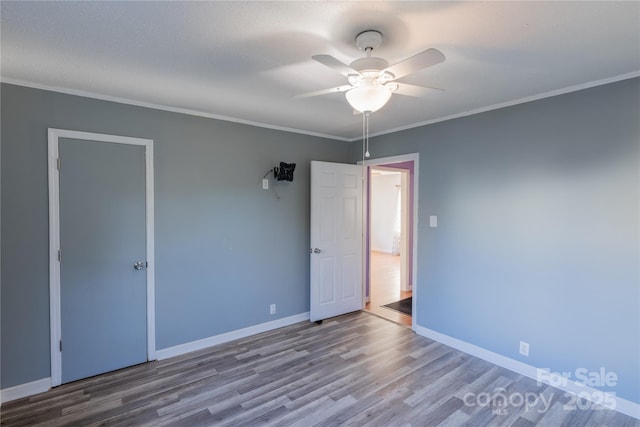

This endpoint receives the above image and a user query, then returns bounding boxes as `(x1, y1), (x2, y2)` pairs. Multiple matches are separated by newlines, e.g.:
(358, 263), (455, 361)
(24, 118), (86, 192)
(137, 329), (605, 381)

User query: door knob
(133, 261), (145, 270)
(313, 248), (322, 254)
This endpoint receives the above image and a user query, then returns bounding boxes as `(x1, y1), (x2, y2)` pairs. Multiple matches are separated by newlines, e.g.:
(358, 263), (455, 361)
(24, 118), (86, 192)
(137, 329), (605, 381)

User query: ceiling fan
(298, 30), (446, 113)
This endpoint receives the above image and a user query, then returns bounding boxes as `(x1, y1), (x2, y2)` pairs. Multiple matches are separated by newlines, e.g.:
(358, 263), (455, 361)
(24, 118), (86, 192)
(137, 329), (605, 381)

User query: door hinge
(57, 158), (61, 171)
(146, 261), (148, 268)
(59, 340), (62, 352)
(58, 250), (61, 262)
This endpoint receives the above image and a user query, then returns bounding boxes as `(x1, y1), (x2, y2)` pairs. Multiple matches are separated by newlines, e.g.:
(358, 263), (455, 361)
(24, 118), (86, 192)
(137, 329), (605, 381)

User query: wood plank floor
(1, 312), (637, 426)
(365, 251), (412, 327)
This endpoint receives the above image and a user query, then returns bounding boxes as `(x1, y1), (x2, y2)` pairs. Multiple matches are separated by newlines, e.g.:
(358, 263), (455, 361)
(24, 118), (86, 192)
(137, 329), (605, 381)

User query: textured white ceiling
(1, 1), (639, 140)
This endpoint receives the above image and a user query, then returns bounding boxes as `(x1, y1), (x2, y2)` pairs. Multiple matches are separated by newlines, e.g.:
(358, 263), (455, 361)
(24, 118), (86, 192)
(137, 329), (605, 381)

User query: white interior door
(310, 161), (363, 322)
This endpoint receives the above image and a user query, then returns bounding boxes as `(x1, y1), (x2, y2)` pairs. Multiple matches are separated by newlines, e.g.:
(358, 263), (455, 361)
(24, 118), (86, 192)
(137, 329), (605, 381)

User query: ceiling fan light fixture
(345, 85), (392, 113)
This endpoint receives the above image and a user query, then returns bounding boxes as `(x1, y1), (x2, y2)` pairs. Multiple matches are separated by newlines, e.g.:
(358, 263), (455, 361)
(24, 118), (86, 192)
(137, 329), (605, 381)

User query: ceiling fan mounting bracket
(355, 30), (383, 52)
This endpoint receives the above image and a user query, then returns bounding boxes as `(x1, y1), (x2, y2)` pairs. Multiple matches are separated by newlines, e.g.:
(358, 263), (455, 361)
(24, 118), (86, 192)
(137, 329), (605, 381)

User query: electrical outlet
(270, 304), (276, 315)
(262, 179), (269, 190)
(519, 341), (530, 356)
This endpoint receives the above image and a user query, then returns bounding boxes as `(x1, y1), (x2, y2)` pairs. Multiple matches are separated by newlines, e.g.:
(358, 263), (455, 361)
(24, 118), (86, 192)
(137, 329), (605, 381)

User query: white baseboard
(414, 325), (640, 420)
(1, 377), (51, 404)
(1, 312), (310, 404)
(7, 316), (635, 419)
(156, 312), (310, 360)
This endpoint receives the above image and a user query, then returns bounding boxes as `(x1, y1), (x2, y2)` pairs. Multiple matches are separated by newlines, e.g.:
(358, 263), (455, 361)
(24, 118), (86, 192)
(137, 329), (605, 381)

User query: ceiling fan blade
(383, 48), (445, 80)
(294, 85), (353, 99)
(312, 54), (358, 77)
(392, 83), (445, 97)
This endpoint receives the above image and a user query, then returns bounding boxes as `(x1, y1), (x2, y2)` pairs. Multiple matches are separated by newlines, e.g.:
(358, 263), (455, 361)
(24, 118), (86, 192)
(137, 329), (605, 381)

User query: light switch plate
(429, 215), (438, 228)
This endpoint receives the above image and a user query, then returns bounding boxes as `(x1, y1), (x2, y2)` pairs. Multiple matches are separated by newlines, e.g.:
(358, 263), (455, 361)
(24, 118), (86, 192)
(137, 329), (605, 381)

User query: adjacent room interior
(1, 1), (639, 425)
(365, 165), (413, 327)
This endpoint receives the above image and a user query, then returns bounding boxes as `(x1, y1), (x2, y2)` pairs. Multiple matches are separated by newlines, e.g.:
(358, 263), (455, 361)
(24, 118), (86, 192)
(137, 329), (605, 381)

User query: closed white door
(310, 161), (363, 322)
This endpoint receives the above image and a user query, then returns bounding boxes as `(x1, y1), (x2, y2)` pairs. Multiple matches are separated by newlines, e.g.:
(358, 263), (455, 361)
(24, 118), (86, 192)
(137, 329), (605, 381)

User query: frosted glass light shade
(345, 86), (392, 113)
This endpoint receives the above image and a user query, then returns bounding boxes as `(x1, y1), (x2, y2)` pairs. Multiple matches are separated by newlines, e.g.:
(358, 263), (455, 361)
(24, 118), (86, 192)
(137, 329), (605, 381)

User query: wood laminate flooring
(1, 312), (637, 426)
(365, 251), (412, 327)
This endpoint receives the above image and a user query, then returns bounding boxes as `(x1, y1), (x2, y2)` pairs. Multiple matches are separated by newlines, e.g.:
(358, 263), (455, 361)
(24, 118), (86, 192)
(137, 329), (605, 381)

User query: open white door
(310, 161), (363, 322)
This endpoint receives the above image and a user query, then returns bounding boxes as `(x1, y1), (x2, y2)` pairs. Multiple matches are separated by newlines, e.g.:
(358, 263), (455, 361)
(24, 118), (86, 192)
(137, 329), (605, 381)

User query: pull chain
(365, 111), (370, 158)
(362, 112), (366, 160)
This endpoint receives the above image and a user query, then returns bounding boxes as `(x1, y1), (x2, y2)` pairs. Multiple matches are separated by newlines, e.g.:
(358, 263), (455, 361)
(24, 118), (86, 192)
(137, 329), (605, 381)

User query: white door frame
(360, 153), (419, 330)
(48, 128), (156, 386)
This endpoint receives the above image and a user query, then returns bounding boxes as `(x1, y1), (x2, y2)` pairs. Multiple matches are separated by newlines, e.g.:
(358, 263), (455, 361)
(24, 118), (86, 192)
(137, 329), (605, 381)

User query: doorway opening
(363, 156), (417, 328)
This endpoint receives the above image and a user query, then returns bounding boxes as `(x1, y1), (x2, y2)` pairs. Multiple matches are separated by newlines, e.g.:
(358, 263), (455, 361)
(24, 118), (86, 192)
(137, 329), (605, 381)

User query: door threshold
(361, 309), (412, 329)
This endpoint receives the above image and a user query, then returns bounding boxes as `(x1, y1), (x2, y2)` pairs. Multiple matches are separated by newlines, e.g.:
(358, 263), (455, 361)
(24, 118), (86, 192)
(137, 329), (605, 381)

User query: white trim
(48, 129), (155, 386)
(365, 71), (640, 141)
(359, 153), (419, 332)
(414, 325), (640, 420)
(156, 312), (310, 360)
(2, 79), (350, 142)
(0, 378), (51, 404)
(5, 73), (637, 143)
(47, 129), (62, 386)
(3, 312), (308, 403)
(5, 319), (637, 419)
(145, 142), (156, 360)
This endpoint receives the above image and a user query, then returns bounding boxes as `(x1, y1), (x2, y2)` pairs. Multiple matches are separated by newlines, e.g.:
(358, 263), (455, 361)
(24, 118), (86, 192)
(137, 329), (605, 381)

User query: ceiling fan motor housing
(350, 57), (389, 73)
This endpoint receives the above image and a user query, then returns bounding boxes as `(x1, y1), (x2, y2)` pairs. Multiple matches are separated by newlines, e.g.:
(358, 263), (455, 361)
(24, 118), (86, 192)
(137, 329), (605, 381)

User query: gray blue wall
(3, 79), (639, 406)
(358, 78), (640, 404)
(1, 83), (351, 388)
